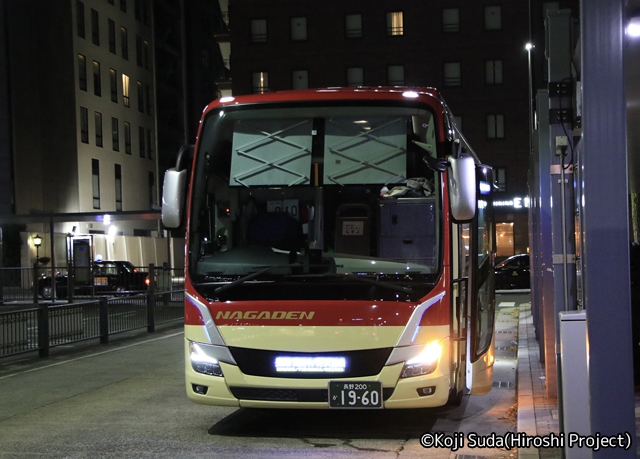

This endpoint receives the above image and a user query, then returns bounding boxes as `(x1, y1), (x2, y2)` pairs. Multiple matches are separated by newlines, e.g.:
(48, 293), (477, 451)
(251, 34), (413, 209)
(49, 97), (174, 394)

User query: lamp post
(33, 234), (42, 265)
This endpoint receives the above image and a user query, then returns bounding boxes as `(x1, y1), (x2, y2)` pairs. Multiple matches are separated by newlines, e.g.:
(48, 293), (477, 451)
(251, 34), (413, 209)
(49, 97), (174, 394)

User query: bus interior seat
(247, 212), (304, 252)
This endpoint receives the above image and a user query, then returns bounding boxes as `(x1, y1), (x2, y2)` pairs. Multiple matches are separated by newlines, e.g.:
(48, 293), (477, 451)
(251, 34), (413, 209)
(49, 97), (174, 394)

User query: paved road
(0, 294), (527, 459)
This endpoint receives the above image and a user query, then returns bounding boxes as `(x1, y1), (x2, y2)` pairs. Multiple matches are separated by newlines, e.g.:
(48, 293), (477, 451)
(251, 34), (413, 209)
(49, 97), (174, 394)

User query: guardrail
(0, 282), (184, 359)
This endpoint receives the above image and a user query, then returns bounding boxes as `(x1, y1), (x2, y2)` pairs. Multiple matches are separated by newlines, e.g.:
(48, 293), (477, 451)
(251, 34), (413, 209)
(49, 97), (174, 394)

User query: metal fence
(0, 276), (184, 359)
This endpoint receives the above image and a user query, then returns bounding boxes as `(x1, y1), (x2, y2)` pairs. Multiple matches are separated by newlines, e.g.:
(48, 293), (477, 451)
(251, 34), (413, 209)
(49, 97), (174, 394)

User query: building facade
(227, 0), (579, 257)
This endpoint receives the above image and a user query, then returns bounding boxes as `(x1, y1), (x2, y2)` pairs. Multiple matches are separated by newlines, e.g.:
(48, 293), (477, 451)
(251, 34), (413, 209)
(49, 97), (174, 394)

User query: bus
(162, 87), (495, 409)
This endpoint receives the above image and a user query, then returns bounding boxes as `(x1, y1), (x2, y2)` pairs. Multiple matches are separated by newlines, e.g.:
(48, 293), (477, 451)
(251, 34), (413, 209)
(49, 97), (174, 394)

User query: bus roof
(205, 86), (445, 111)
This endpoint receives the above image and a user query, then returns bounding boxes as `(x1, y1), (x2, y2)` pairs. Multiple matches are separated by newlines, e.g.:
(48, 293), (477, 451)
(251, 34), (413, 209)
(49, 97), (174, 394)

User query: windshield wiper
(213, 263), (303, 296)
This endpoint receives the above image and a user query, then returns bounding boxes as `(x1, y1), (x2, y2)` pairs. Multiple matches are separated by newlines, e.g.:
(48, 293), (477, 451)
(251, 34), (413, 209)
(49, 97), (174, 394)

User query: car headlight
(189, 342), (224, 377)
(400, 341), (442, 378)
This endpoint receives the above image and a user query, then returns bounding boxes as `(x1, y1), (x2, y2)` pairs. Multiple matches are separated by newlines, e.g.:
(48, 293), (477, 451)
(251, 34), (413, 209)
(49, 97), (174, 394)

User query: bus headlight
(400, 341), (442, 378)
(189, 342), (224, 377)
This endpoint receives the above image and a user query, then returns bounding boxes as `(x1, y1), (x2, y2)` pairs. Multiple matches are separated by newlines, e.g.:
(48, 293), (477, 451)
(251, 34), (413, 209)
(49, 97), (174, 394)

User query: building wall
(6, 0), (157, 236)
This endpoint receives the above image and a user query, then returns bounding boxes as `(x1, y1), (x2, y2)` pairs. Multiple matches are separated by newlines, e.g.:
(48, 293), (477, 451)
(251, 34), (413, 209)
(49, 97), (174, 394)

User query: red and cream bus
(162, 87), (495, 409)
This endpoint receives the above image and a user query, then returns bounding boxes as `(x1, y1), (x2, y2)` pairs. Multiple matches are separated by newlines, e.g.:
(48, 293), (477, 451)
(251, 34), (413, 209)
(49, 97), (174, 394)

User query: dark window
(76, 1), (85, 38)
(108, 19), (116, 53)
(110, 68), (117, 102)
(92, 159), (100, 209)
(78, 54), (87, 91)
(485, 6), (502, 30)
(112, 117), (119, 151)
(121, 27), (128, 60)
(136, 35), (143, 66)
(251, 19), (267, 43)
(137, 81), (144, 112)
(93, 61), (101, 96)
(124, 122), (131, 154)
(345, 14), (362, 38)
(291, 17), (307, 41)
(486, 60), (503, 84)
(487, 114), (505, 139)
(443, 62), (461, 87)
(146, 128), (154, 160)
(95, 112), (103, 147)
(80, 107), (89, 143)
(495, 167), (506, 192)
(139, 126), (146, 157)
(91, 9), (100, 45)
(143, 40), (150, 69)
(120, 0), (126, 13)
(442, 8), (460, 33)
(148, 171), (155, 208)
(115, 164), (122, 211)
(145, 84), (152, 114)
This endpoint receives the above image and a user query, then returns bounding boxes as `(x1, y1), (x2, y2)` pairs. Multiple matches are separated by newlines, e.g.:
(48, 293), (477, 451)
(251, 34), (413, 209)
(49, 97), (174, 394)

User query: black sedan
(494, 254), (530, 290)
(39, 260), (150, 299)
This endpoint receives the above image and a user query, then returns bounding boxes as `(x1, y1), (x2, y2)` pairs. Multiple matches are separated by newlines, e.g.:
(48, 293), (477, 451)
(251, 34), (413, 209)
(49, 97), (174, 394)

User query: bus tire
(447, 388), (463, 407)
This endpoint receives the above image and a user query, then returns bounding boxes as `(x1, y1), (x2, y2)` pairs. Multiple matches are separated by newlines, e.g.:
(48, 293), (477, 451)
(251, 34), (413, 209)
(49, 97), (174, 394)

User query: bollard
(99, 296), (109, 344)
(147, 263), (156, 333)
(33, 263), (39, 305)
(38, 302), (49, 357)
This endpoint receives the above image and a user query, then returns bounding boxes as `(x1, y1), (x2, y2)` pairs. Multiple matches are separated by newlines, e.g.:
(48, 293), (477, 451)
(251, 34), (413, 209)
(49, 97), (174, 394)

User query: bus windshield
(188, 102), (444, 302)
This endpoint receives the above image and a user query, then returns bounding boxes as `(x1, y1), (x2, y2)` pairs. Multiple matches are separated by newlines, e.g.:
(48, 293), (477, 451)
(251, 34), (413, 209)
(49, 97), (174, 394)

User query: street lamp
(33, 234), (42, 264)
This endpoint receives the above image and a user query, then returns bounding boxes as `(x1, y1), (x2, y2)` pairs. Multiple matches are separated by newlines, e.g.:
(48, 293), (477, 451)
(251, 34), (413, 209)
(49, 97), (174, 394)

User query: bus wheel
(447, 388), (463, 407)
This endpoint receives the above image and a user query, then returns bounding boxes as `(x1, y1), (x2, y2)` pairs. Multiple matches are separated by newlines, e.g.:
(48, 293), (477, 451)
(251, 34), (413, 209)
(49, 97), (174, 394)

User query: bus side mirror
(448, 155), (477, 222)
(162, 168), (187, 228)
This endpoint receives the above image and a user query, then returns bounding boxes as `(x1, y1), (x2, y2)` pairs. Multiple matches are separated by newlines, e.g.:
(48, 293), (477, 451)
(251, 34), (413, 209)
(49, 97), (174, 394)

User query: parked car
(39, 260), (150, 299)
(494, 253), (530, 290)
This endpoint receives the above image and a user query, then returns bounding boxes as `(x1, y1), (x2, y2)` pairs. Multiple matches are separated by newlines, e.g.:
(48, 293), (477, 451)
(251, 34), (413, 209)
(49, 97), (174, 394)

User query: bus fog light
(192, 384), (209, 395)
(400, 341), (442, 378)
(189, 342), (224, 377)
(416, 386), (436, 397)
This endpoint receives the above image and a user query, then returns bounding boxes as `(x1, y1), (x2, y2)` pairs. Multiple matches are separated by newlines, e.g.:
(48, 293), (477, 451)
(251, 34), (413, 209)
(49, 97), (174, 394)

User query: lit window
(345, 14), (362, 38)
(443, 62), (461, 87)
(442, 8), (459, 33)
(291, 17), (307, 41)
(252, 71), (269, 94)
(122, 74), (130, 107)
(485, 6), (501, 30)
(251, 19), (267, 43)
(292, 70), (308, 89)
(386, 12), (403, 36)
(486, 60), (503, 84)
(346, 67), (364, 87)
(387, 65), (404, 86)
(487, 114), (505, 139)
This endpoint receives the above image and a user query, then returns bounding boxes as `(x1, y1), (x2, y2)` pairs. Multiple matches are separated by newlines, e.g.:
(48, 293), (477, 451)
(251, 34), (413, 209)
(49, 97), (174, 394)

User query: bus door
(466, 166), (496, 395)
(450, 222), (470, 404)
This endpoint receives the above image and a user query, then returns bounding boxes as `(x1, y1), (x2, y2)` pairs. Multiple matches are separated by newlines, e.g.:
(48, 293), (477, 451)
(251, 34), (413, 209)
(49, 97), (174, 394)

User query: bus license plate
(328, 381), (383, 408)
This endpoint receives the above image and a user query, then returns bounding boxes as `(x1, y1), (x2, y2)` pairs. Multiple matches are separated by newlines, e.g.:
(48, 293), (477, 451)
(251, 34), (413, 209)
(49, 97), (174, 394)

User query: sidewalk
(516, 301), (561, 459)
